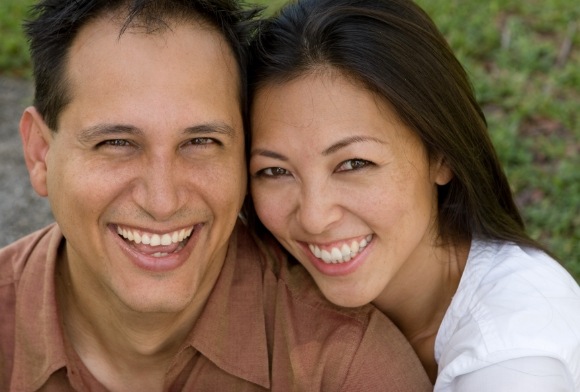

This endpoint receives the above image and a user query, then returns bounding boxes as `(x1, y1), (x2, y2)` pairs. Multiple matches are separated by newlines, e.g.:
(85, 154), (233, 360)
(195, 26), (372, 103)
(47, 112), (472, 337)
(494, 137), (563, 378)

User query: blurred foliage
(0, 0), (34, 77)
(415, 0), (579, 277)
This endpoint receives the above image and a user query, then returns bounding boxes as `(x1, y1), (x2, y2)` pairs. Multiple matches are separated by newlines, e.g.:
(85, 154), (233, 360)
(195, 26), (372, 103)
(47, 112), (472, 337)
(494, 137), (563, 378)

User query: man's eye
(99, 139), (132, 148)
(257, 167), (290, 177)
(188, 137), (219, 146)
(337, 159), (373, 172)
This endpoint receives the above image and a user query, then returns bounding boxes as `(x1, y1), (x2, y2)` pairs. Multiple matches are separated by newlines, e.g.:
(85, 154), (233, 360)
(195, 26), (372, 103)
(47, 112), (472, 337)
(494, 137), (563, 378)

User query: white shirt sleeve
(451, 357), (574, 392)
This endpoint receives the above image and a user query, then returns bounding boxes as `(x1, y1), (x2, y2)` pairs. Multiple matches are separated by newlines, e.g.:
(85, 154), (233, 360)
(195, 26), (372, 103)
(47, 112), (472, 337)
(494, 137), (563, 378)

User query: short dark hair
(248, 0), (543, 251)
(24, 0), (259, 130)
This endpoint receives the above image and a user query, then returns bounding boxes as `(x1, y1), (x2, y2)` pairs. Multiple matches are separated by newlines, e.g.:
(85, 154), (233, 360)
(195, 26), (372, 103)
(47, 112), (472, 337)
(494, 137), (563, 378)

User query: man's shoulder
(204, 222), (431, 390)
(234, 225), (431, 390)
(234, 222), (378, 326)
(0, 224), (57, 287)
(236, 224), (380, 338)
(0, 225), (59, 390)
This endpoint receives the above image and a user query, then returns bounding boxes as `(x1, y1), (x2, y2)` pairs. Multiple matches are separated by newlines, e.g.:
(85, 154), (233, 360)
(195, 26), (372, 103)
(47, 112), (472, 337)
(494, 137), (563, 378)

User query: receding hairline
(58, 8), (242, 130)
(87, 4), (229, 41)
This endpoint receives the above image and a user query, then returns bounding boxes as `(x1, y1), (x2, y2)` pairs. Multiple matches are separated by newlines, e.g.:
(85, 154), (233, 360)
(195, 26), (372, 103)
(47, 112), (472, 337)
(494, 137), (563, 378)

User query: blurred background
(1, 0), (578, 279)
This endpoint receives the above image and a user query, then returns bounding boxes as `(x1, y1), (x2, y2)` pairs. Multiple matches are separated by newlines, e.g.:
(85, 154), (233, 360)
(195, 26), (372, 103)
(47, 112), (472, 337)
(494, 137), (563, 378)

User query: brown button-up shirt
(0, 222), (431, 391)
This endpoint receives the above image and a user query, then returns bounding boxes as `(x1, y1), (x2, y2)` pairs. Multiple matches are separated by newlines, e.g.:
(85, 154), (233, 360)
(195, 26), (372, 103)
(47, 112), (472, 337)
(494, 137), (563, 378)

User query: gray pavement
(0, 76), (53, 247)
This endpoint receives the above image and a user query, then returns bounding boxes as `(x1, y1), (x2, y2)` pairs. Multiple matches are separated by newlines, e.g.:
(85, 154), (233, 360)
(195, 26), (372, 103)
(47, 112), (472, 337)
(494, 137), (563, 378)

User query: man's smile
(115, 224), (196, 258)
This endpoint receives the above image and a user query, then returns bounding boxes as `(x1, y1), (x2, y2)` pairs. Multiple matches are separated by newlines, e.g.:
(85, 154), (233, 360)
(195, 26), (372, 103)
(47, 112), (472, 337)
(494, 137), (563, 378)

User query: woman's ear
(19, 107), (52, 197)
(432, 154), (454, 186)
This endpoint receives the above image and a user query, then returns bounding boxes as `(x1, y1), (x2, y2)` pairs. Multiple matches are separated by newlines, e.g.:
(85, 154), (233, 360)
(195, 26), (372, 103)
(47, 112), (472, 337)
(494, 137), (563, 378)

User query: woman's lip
(111, 223), (203, 273)
(300, 239), (372, 277)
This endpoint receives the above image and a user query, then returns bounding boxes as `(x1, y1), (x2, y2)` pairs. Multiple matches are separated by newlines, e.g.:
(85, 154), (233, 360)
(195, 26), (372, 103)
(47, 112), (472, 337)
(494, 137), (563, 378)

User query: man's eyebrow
(78, 124), (142, 144)
(183, 123), (237, 138)
(322, 135), (386, 156)
(77, 122), (237, 143)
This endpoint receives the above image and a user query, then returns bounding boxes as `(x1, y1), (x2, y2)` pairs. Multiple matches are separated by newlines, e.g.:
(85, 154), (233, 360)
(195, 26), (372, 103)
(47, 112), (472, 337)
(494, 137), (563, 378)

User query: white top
(434, 240), (580, 391)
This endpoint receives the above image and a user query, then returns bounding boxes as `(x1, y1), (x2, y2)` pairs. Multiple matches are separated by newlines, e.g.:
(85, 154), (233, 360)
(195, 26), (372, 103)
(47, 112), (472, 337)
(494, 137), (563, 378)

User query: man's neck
(55, 252), (215, 391)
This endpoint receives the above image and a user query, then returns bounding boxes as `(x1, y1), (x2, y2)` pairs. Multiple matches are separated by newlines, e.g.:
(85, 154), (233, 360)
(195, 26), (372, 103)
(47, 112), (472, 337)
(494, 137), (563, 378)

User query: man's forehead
(57, 14), (243, 138)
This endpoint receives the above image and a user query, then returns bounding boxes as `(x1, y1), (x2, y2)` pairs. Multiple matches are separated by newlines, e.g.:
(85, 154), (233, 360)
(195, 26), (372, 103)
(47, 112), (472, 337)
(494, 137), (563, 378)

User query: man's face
(38, 17), (246, 313)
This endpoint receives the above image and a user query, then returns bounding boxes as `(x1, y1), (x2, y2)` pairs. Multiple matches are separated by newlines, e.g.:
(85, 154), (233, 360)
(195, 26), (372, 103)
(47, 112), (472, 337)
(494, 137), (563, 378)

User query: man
(0, 0), (432, 390)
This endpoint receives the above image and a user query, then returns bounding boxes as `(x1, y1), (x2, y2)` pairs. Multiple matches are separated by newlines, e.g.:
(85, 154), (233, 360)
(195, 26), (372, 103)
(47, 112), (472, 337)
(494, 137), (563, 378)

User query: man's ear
(20, 107), (52, 197)
(432, 154), (454, 186)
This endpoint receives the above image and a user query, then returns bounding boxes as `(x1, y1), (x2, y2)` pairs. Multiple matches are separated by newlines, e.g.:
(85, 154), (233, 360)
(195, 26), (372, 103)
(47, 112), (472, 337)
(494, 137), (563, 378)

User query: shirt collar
(186, 222), (270, 388)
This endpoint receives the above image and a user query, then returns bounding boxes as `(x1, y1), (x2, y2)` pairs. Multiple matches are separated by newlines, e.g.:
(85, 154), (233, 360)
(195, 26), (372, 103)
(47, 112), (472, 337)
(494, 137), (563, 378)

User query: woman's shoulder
(449, 239), (579, 308)
(435, 239), (580, 389)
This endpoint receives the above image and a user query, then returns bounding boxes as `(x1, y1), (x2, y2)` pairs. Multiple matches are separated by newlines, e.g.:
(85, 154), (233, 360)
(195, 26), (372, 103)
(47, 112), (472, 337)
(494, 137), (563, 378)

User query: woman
(246, 0), (580, 390)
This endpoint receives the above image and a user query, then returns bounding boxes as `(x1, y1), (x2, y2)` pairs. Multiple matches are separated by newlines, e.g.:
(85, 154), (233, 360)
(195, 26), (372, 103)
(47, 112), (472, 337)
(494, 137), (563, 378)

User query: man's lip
(111, 223), (204, 273)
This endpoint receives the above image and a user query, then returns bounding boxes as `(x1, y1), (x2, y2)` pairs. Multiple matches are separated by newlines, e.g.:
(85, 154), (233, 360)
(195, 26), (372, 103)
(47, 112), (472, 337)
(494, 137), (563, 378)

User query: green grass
(1, 0), (578, 278)
(0, 0), (34, 77)
(414, 0), (580, 277)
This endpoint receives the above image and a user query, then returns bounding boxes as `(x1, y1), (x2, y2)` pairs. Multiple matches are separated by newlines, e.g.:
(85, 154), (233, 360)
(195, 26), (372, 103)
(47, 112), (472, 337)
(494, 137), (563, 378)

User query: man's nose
(135, 154), (184, 221)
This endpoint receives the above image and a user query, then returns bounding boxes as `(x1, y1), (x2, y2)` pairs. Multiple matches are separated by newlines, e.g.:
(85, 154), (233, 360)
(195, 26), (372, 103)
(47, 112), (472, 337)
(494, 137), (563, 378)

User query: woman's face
(249, 72), (452, 307)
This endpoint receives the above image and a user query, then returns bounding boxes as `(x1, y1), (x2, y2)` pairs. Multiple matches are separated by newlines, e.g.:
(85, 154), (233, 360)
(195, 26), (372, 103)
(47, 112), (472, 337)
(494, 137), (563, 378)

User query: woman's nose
(295, 185), (342, 235)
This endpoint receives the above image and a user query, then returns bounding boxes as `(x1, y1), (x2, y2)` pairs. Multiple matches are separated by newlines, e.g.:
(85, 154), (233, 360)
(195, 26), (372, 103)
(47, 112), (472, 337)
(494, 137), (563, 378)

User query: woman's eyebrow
(322, 135), (386, 156)
(250, 148), (288, 161)
(251, 135), (387, 160)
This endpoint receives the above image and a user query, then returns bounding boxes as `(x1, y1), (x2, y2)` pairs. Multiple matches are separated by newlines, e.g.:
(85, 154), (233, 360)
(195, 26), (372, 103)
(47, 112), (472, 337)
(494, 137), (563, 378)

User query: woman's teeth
(308, 235), (372, 264)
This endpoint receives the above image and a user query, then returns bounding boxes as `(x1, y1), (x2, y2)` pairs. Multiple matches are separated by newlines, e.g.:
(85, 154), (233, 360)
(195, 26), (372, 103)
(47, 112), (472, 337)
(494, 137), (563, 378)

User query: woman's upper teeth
(308, 235), (372, 264)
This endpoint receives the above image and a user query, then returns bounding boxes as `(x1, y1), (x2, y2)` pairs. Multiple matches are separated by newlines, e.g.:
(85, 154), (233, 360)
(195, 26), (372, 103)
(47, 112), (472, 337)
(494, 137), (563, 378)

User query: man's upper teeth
(117, 226), (193, 247)
(308, 235), (372, 264)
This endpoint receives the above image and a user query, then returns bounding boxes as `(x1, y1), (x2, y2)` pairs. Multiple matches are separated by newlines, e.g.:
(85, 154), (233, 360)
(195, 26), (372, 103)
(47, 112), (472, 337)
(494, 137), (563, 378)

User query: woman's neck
(372, 239), (470, 382)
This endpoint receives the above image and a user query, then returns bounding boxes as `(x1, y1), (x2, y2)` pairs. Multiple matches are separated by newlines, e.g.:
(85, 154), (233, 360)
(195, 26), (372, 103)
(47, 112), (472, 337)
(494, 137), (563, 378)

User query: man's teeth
(116, 226), (193, 247)
(308, 235), (372, 264)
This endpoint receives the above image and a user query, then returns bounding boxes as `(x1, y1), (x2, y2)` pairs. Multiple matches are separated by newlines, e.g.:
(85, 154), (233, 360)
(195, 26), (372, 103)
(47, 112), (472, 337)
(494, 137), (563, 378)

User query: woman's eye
(256, 167), (290, 177)
(337, 159), (373, 172)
